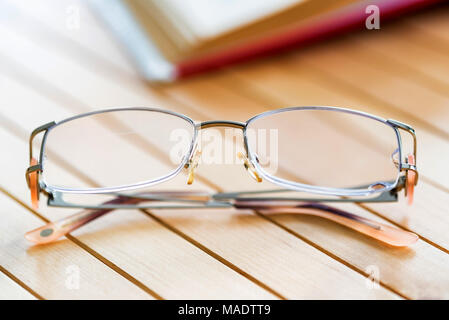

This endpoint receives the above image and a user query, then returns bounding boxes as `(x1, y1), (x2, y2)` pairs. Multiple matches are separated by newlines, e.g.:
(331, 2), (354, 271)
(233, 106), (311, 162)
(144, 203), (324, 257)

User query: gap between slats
(0, 265), (43, 300)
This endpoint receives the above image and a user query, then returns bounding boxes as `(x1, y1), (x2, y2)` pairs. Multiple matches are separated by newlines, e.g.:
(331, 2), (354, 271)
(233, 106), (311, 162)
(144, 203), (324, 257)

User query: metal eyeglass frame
(24, 106), (419, 247)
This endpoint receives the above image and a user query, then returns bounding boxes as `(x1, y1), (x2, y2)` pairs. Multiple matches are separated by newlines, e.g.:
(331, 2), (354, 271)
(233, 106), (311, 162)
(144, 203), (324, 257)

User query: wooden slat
(353, 27), (449, 93)
(287, 37), (449, 139)
(0, 270), (36, 300)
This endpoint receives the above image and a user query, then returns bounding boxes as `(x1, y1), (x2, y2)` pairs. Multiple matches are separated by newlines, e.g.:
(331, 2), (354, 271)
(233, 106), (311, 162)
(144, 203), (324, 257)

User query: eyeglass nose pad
(391, 148), (400, 169)
(184, 149), (202, 185)
(238, 152), (262, 183)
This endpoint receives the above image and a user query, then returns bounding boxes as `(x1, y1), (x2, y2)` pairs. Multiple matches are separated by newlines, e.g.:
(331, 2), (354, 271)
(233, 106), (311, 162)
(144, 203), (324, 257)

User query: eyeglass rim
(243, 106), (403, 197)
(34, 106), (407, 197)
(39, 107), (198, 194)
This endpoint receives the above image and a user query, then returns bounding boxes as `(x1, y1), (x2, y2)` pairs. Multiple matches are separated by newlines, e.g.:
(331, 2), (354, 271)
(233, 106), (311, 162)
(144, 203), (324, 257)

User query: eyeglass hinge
(401, 163), (417, 172)
(387, 119), (415, 134)
(29, 121), (56, 162)
(393, 175), (406, 192)
(25, 164), (42, 188)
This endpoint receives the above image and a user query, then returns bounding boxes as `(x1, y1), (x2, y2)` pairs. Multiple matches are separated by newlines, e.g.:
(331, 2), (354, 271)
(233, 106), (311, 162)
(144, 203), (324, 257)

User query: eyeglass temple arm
(25, 191), (210, 245)
(25, 190), (417, 247)
(25, 122), (56, 210)
(234, 200), (417, 247)
(25, 195), (143, 245)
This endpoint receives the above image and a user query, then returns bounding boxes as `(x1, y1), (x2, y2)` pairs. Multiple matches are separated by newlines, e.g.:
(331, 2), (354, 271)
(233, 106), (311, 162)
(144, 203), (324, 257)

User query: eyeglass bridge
(184, 120), (261, 185)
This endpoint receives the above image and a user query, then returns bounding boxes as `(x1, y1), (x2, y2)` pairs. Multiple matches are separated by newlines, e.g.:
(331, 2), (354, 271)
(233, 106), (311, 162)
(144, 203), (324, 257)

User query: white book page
(158, 0), (304, 39)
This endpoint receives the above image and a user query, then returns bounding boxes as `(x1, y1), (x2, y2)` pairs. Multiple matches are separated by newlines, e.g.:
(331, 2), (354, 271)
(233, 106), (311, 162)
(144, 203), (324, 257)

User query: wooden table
(1, 0), (449, 300)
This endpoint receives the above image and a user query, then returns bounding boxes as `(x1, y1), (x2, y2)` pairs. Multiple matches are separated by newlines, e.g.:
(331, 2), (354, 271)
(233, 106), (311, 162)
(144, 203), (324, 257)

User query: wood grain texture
(0, 66), (395, 299)
(0, 270), (36, 300)
(1, 0), (449, 299)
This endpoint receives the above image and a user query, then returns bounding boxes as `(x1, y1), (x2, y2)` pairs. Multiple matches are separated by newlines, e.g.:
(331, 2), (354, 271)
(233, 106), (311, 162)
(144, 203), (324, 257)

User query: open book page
(155, 0), (305, 40)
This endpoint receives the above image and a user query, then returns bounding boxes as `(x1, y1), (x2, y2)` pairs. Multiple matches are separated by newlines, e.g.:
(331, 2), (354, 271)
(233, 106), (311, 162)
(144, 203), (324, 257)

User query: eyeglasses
(25, 106), (418, 246)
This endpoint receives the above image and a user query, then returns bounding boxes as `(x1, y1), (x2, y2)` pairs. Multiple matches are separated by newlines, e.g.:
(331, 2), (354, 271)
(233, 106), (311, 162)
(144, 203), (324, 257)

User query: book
(89, 0), (443, 82)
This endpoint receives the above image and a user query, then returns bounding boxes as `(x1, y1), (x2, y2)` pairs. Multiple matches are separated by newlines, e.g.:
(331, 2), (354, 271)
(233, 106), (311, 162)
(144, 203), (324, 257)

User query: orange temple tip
(24, 222), (62, 245)
(406, 154), (416, 206)
(391, 231), (419, 247)
(256, 207), (419, 247)
(29, 157), (39, 210)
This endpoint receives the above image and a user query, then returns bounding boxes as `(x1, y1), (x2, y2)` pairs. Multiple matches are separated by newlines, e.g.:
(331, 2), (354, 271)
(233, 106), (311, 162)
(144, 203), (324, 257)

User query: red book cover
(91, 0), (444, 81)
(177, 0), (443, 78)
